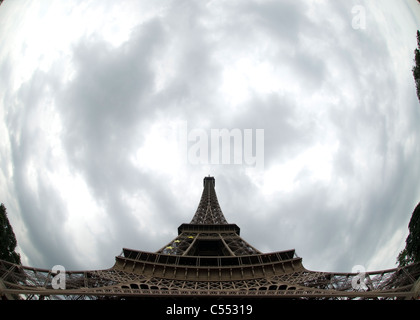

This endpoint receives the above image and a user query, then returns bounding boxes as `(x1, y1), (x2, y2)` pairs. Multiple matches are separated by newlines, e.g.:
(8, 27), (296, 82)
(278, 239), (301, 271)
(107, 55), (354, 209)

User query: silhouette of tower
(1, 176), (420, 300)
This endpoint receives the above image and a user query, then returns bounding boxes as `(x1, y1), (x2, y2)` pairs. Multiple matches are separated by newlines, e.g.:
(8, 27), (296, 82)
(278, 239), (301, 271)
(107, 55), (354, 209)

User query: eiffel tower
(1, 176), (420, 300)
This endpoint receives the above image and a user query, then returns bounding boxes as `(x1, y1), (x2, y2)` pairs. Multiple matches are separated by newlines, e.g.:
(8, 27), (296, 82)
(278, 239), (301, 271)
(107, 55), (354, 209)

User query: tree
(413, 30), (420, 102)
(397, 202), (420, 267)
(0, 203), (21, 265)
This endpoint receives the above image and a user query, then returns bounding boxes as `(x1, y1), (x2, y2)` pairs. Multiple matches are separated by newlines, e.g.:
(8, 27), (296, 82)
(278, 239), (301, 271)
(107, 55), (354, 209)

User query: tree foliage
(397, 202), (420, 267)
(0, 203), (21, 265)
(398, 25), (420, 266)
(413, 30), (420, 102)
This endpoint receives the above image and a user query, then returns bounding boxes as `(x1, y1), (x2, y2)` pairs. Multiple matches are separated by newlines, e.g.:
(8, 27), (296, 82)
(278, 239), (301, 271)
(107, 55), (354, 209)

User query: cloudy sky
(1, 0), (420, 274)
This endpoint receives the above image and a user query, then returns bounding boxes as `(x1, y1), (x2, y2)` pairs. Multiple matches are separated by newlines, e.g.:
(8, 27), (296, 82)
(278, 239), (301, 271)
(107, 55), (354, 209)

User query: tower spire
(1, 176), (419, 300)
(190, 176), (228, 224)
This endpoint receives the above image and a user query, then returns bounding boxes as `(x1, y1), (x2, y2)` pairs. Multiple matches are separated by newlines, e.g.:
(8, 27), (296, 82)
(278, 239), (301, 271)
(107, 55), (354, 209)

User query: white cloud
(132, 119), (186, 175)
(367, 227), (408, 271)
(0, 0), (420, 274)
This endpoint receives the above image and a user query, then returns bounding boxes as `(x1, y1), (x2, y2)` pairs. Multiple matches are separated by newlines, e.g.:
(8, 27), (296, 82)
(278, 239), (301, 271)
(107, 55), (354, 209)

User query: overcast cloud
(1, 0), (420, 273)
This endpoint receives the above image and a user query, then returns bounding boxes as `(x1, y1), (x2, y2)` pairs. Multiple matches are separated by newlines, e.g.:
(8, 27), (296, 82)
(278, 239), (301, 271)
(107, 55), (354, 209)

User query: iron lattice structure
(1, 176), (420, 300)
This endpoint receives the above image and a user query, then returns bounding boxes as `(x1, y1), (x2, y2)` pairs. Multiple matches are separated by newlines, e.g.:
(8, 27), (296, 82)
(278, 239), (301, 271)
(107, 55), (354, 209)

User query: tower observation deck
(1, 176), (419, 300)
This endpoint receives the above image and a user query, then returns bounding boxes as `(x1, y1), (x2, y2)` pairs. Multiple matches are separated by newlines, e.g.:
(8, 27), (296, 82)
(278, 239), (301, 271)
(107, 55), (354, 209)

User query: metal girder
(2, 176), (419, 300)
(1, 258), (419, 300)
